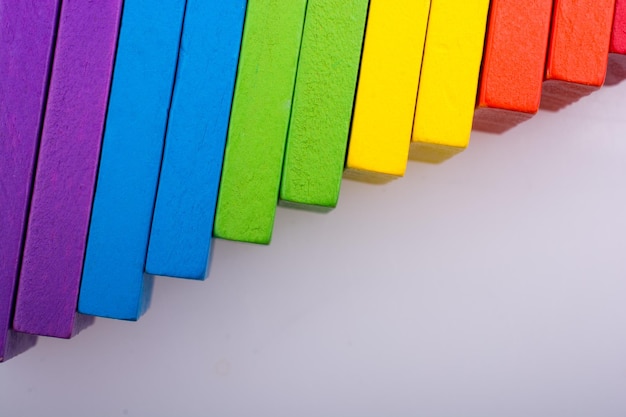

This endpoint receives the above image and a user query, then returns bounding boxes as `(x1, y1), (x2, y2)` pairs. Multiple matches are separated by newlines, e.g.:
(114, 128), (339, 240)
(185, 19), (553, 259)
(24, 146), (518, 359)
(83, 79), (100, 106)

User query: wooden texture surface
(411, 0), (490, 163)
(608, 0), (626, 84)
(280, 0), (369, 208)
(542, 0), (616, 110)
(214, 0), (308, 244)
(345, 0), (430, 180)
(146, 0), (247, 280)
(79, 0), (187, 319)
(13, 0), (122, 338)
(0, 0), (59, 360)
(473, 0), (554, 133)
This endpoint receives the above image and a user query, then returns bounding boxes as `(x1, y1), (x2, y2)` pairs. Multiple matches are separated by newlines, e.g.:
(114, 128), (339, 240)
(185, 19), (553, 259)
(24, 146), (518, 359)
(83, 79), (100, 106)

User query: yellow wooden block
(411, 0), (490, 163)
(345, 0), (431, 181)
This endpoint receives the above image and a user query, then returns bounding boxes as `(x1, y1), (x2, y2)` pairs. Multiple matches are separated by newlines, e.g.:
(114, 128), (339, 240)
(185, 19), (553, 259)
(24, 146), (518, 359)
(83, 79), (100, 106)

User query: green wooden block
(214, 0), (308, 244)
(280, 0), (369, 210)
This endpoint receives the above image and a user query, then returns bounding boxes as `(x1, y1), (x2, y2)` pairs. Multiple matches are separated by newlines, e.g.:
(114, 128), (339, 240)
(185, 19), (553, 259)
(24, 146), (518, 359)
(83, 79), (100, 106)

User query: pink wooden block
(607, 0), (626, 85)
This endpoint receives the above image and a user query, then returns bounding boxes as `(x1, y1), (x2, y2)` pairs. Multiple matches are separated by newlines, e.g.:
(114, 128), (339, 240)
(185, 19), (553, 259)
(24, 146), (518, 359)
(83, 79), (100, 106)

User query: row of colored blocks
(0, 0), (624, 362)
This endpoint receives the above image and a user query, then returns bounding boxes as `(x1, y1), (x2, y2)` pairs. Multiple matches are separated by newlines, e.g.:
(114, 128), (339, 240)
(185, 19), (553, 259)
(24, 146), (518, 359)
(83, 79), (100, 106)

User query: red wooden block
(474, 0), (553, 133)
(541, 0), (616, 110)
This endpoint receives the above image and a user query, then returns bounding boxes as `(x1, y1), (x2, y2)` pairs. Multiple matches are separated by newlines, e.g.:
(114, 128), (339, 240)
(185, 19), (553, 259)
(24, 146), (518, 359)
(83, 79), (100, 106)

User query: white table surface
(2, 80), (626, 417)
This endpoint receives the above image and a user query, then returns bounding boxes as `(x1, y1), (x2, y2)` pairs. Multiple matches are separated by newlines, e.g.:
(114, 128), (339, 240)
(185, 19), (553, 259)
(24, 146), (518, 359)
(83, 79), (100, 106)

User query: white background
(2, 80), (626, 416)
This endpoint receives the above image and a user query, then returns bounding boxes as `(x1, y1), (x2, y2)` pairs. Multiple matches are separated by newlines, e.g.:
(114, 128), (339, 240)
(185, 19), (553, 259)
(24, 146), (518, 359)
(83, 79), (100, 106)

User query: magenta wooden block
(13, 0), (123, 339)
(0, 1), (61, 360)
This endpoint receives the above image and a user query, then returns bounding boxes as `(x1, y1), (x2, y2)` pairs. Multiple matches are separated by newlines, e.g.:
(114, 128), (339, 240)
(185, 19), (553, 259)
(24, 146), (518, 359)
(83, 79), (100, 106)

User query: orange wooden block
(473, 0), (554, 133)
(607, 0), (626, 85)
(541, 0), (616, 110)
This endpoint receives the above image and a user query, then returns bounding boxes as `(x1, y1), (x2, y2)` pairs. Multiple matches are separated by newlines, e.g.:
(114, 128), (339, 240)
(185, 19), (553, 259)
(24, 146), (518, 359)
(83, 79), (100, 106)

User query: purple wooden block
(0, 1), (61, 361)
(13, 0), (123, 339)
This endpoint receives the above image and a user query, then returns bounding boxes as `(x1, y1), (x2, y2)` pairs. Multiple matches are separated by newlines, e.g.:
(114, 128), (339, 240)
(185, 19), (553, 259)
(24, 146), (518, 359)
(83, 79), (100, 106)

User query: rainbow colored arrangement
(1, 0), (624, 362)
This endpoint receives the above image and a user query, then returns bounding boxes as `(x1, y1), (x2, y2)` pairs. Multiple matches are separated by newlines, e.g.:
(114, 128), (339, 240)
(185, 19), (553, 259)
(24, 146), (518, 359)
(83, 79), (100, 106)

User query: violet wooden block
(13, 0), (123, 339)
(0, 0), (60, 361)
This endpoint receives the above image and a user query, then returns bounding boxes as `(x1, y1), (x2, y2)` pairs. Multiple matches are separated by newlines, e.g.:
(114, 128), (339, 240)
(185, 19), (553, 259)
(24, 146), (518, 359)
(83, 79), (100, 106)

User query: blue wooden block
(78, 0), (187, 320)
(146, 0), (247, 280)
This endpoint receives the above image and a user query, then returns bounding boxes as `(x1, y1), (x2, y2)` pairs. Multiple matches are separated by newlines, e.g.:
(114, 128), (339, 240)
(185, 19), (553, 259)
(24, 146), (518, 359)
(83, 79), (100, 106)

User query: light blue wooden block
(146, 0), (247, 280)
(78, 0), (187, 320)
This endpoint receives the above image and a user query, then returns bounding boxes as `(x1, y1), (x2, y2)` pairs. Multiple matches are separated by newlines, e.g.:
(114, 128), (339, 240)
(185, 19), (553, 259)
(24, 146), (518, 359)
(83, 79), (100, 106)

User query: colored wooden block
(12, 0), (122, 338)
(280, 0), (369, 207)
(611, 0), (626, 53)
(345, 0), (431, 180)
(146, 0), (247, 280)
(473, 0), (554, 133)
(213, 0), (308, 244)
(607, 0), (626, 85)
(0, 1), (59, 360)
(411, 0), (490, 164)
(541, 0), (616, 110)
(78, 0), (187, 319)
